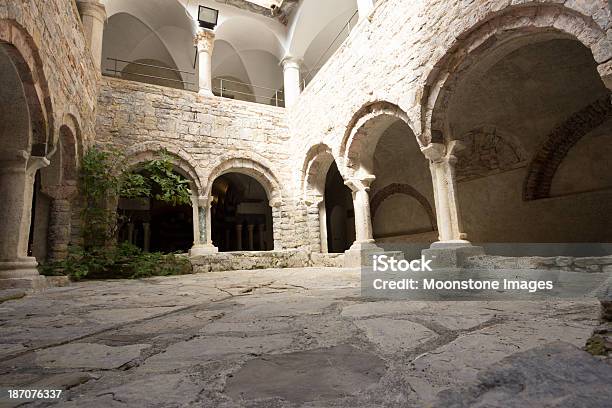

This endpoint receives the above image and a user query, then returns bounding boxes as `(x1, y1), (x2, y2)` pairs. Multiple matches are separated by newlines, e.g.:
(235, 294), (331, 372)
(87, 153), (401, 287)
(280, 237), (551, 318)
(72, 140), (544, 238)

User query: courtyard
(1, 267), (610, 407)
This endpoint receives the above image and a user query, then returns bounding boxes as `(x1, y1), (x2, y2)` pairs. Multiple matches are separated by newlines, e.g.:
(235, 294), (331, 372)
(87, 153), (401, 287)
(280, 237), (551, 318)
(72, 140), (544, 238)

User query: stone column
(235, 224), (243, 251)
(194, 28), (215, 97)
(77, 0), (107, 71)
(142, 222), (151, 252)
(318, 201), (328, 253)
(258, 224), (265, 250)
(0, 150), (49, 290)
(225, 228), (231, 251)
(127, 223), (135, 245)
(421, 142), (467, 243)
(357, 0), (375, 20)
(190, 196), (218, 256)
(42, 185), (77, 262)
(345, 175), (376, 249)
(247, 224), (255, 251)
(281, 56), (302, 108)
(421, 141), (484, 267)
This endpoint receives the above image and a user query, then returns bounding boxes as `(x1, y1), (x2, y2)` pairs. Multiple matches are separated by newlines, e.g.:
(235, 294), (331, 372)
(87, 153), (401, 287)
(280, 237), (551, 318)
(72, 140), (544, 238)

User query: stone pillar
(345, 175), (376, 247)
(598, 61), (612, 91)
(42, 186), (77, 262)
(194, 28), (215, 97)
(247, 224), (255, 251)
(421, 141), (484, 267)
(258, 224), (265, 251)
(236, 224), (243, 251)
(0, 150), (49, 290)
(357, 0), (375, 20)
(142, 222), (151, 252)
(281, 56), (302, 108)
(225, 228), (231, 251)
(77, 0), (107, 71)
(318, 201), (328, 253)
(190, 196), (218, 256)
(127, 223), (135, 245)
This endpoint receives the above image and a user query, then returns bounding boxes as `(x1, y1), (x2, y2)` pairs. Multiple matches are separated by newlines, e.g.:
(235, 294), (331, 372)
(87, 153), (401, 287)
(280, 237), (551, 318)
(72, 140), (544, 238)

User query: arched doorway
(0, 33), (50, 287)
(427, 13), (612, 256)
(210, 173), (273, 252)
(324, 162), (355, 253)
(117, 167), (194, 253)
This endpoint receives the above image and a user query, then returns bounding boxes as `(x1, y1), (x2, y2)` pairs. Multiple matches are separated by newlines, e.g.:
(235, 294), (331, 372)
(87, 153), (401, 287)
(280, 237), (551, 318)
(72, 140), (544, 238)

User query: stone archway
(422, 4), (612, 254)
(119, 148), (203, 254)
(0, 21), (52, 289)
(301, 143), (337, 252)
(200, 157), (283, 253)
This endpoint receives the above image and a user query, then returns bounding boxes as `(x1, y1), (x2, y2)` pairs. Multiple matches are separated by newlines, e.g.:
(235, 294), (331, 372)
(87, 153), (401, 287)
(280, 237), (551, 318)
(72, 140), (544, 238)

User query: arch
(205, 158), (282, 206)
(340, 101), (419, 176)
(524, 95), (612, 200)
(300, 143), (336, 203)
(0, 19), (52, 152)
(421, 3), (608, 143)
(122, 142), (203, 196)
(370, 183), (437, 230)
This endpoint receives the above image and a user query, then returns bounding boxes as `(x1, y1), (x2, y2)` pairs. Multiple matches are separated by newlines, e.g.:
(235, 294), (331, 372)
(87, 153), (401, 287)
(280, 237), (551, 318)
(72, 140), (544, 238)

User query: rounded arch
(0, 19), (52, 152)
(370, 183), (437, 230)
(524, 95), (612, 200)
(300, 143), (337, 203)
(340, 101), (419, 177)
(421, 3), (609, 143)
(122, 142), (203, 196)
(205, 158), (282, 206)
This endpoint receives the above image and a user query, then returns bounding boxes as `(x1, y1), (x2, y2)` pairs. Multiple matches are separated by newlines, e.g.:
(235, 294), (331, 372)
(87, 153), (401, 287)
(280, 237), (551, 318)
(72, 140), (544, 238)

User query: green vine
(41, 147), (194, 280)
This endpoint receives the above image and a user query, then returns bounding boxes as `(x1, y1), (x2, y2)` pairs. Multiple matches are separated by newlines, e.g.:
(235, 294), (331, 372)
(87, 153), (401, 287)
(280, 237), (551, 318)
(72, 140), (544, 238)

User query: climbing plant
(40, 147), (194, 280)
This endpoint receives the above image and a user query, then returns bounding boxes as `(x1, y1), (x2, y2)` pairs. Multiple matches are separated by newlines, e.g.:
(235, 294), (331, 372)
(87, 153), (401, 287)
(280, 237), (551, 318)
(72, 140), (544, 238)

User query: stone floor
(0, 267), (610, 407)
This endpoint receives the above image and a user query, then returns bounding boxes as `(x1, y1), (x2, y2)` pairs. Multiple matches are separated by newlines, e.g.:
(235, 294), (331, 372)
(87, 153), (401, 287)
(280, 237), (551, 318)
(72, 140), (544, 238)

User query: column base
(422, 241), (484, 268)
(0, 258), (47, 290)
(344, 241), (405, 268)
(189, 244), (219, 257)
(198, 89), (214, 98)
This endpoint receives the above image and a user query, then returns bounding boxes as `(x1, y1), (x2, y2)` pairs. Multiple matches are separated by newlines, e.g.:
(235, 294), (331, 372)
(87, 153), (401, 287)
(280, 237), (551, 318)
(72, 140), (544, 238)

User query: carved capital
(41, 185), (78, 201)
(345, 174), (376, 193)
(194, 28), (215, 55)
(280, 56), (302, 71)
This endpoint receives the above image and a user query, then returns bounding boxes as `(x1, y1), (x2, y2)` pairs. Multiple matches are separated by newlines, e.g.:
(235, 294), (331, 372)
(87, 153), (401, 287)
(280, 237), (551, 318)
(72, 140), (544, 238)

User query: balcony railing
(104, 58), (284, 107)
(105, 58), (197, 91)
(302, 9), (359, 89)
(214, 78), (285, 107)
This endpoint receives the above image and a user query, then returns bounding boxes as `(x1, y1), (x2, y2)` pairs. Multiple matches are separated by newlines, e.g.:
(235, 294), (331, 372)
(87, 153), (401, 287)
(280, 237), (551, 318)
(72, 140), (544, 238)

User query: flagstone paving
(0, 267), (608, 407)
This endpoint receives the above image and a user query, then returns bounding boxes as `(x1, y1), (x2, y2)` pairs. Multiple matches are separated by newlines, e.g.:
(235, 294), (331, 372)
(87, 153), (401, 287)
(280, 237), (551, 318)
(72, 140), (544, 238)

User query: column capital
(421, 140), (465, 163)
(41, 185), (78, 201)
(194, 28), (215, 55)
(344, 174), (376, 193)
(280, 55), (302, 71)
(77, 0), (107, 22)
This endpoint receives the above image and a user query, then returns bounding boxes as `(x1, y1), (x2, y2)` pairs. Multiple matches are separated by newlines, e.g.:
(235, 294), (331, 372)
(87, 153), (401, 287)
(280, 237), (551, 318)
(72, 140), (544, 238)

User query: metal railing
(214, 78), (285, 107)
(302, 10), (359, 88)
(104, 58), (197, 91)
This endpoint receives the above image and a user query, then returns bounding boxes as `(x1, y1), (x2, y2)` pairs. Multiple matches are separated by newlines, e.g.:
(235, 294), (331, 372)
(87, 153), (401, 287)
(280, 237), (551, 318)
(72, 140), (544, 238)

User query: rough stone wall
(95, 77), (307, 249)
(0, 0), (98, 146)
(288, 0), (611, 171)
(288, 0), (611, 250)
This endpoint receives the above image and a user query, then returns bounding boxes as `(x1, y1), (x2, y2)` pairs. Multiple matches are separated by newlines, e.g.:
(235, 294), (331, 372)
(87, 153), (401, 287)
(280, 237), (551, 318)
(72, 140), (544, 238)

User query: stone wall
(0, 0), (98, 147)
(94, 77), (306, 249)
(289, 0), (611, 172)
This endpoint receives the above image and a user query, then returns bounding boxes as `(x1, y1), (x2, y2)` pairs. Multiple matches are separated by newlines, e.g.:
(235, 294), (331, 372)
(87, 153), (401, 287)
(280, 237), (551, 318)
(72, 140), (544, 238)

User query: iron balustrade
(105, 57), (197, 91)
(214, 78), (285, 107)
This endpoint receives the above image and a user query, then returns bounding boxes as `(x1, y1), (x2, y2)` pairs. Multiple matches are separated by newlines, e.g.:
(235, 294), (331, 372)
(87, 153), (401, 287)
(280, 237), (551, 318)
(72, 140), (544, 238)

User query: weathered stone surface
(355, 318), (437, 352)
(431, 342), (612, 407)
(35, 343), (149, 369)
(225, 344), (387, 404)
